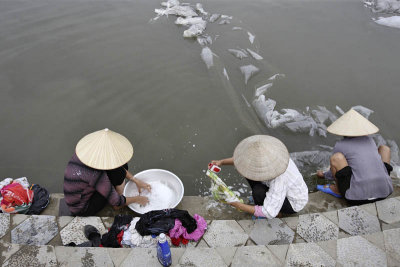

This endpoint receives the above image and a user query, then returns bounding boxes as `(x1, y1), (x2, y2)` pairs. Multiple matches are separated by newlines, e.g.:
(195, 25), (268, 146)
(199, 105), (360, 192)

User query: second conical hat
(233, 135), (289, 181)
(76, 128), (133, 170)
(327, 109), (379, 136)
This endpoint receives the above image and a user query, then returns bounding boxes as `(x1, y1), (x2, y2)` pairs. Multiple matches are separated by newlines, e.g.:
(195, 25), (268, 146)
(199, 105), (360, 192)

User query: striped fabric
(63, 153), (125, 215)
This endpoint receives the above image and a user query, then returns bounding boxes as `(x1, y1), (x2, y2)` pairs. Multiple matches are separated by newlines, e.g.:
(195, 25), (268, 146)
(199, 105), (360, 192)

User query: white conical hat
(327, 109), (379, 136)
(233, 135), (289, 181)
(75, 128), (133, 170)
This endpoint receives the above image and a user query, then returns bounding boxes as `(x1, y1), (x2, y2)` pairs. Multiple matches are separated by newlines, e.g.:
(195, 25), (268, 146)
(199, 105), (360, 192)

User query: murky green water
(0, 0), (399, 194)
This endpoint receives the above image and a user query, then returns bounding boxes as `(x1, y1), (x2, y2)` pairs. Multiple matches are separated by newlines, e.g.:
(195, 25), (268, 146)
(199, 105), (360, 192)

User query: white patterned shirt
(255, 159), (308, 219)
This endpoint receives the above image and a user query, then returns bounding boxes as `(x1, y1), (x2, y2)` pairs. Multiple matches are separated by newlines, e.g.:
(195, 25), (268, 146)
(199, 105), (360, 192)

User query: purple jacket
(63, 153), (125, 215)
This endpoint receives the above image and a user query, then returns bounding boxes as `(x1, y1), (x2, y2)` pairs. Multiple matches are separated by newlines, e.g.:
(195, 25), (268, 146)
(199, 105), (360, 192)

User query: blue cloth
(324, 136), (393, 200)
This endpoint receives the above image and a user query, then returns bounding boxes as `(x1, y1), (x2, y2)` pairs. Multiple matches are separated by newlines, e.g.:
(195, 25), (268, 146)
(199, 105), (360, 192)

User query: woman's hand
(211, 160), (224, 166)
(316, 170), (325, 179)
(134, 196), (150, 206)
(134, 178), (152, 193)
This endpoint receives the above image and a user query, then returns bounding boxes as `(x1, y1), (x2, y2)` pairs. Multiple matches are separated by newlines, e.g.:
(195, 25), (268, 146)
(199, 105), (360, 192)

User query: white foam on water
(246, 48), (263, 60)
(228, 48), (248, 59)
(240, 64), (259, 84)
(201, 47), (214, 69)
(129, 181), (175, 213)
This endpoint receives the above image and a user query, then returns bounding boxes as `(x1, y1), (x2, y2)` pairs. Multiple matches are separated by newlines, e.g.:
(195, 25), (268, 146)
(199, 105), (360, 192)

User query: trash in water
(246, 48), (263, 60)
(255, 83), (273, 97)
(351, 105), (374, 119)
(219, 19), (231, 25)
(201, 47), (214, 69)
(232, 27), (243, 31)
(223, 68), (229, 80)
(335, 105), (345, 115)
(196, 3), (208, 15)
(209, 13), (220, 23)
(175, 17), (205, 26)
(247, 32), (255, 44)
(228, 49), (248, 59)
(268, 73), (286, 80)
(183, 21), (207, 38)
(240, 64), (259, 84)
(197, 35), (212, 46)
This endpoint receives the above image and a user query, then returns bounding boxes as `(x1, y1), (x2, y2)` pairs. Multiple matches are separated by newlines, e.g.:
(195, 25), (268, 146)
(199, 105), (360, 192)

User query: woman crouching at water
(212, 135), (308, 218)
(64, 129), (151, 216)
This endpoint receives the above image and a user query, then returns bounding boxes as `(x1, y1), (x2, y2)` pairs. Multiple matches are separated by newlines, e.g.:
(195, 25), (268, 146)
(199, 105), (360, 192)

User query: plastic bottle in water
(157, 233), (172, 267)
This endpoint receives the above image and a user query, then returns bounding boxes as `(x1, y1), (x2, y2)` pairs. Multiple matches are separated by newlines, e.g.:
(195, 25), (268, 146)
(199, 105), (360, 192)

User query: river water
(1, 0), (399, 195)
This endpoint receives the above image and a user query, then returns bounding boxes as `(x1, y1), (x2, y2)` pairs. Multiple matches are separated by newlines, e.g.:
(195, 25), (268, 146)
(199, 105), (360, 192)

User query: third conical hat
(76, 128), (133, 170)
(327, 109), (379, 136)
(233, 135), (289, 181)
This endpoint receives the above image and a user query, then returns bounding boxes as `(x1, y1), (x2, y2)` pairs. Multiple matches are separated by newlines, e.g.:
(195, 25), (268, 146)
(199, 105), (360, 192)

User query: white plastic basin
(123, 169), (184, 214)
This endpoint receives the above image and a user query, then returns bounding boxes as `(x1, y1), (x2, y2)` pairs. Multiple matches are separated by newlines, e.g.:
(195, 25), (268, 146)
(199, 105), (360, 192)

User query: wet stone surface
(2, 245), (58, 267)
(178, 248), (227, 267)
(338, 206), (380, 235)
(231, 245), (281, 266)
(376, 198), (400, 224)
(0, 213), (10, 239)
(55, 246), (114, 267)
(60, 216), (106, 245)
(249, 218), (294, 245)
(285, 243), (335, 267)
(337, 236), (387, 266)
(11, 215), (58, 245)
(297, 213), (339, 242)
(383, 228), (400, 262)
(203, 220), (248, 247)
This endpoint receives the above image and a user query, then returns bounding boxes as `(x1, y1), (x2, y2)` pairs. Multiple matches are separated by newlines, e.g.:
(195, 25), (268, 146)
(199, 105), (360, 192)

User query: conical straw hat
(76, 128), (133, 170)
(233, 135), (289, 181)
(327, 109), (379, 136)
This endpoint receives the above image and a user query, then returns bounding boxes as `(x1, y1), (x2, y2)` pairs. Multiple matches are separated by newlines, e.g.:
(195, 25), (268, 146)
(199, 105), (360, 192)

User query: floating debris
(232, 27), (243, 31)
(223, 68), (229, 80)
(201, 47), (214, 69)
(196, 3), (208, 15)
(246, 48), (263, 60)
(197, 35), (212, 46)
(240, 64), (259, 84)
(228, 48), (248, 59)
(268, 73), (286, 80)
(209, 13), (220, 22)
(255, 83), (273, 97)
(219, 19), (231, 25)
(247, 32), (255, 44)
(351, 105), (374, 119)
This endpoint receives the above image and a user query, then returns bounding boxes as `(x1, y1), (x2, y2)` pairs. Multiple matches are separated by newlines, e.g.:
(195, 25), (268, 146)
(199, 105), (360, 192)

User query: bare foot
(329, 184), (341, 195)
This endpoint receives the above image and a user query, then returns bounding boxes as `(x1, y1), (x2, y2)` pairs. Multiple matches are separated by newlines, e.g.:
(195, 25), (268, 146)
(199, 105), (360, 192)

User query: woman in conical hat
(316, 109), (393, 205)
(64, 129), (151, 216)
(212, 135), (309, 218)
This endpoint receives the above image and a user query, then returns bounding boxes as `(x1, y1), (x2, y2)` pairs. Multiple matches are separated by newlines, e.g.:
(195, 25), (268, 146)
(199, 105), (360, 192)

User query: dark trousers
(246, 179), (296, 215)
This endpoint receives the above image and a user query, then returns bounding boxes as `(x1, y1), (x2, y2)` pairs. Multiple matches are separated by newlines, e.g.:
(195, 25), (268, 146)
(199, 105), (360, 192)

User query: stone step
(2, 228), (400, 267)
(1, 195), (400, 265)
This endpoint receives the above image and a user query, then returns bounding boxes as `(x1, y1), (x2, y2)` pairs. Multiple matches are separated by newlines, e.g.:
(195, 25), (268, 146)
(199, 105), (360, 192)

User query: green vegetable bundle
(206, 170), (243, 204)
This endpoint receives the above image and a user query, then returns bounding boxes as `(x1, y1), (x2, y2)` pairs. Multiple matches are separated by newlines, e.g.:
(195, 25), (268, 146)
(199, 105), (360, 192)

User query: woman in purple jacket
(316, 109), (393, 205)
(64, 129), (151, 216)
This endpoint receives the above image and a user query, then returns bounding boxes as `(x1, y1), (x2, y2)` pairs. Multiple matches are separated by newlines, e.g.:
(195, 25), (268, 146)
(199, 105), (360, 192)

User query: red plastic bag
(1, 183), (34, 213)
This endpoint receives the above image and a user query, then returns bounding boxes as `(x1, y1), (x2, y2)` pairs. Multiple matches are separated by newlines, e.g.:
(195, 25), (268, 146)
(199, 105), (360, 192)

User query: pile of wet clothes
(70, 209), (207, 248)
